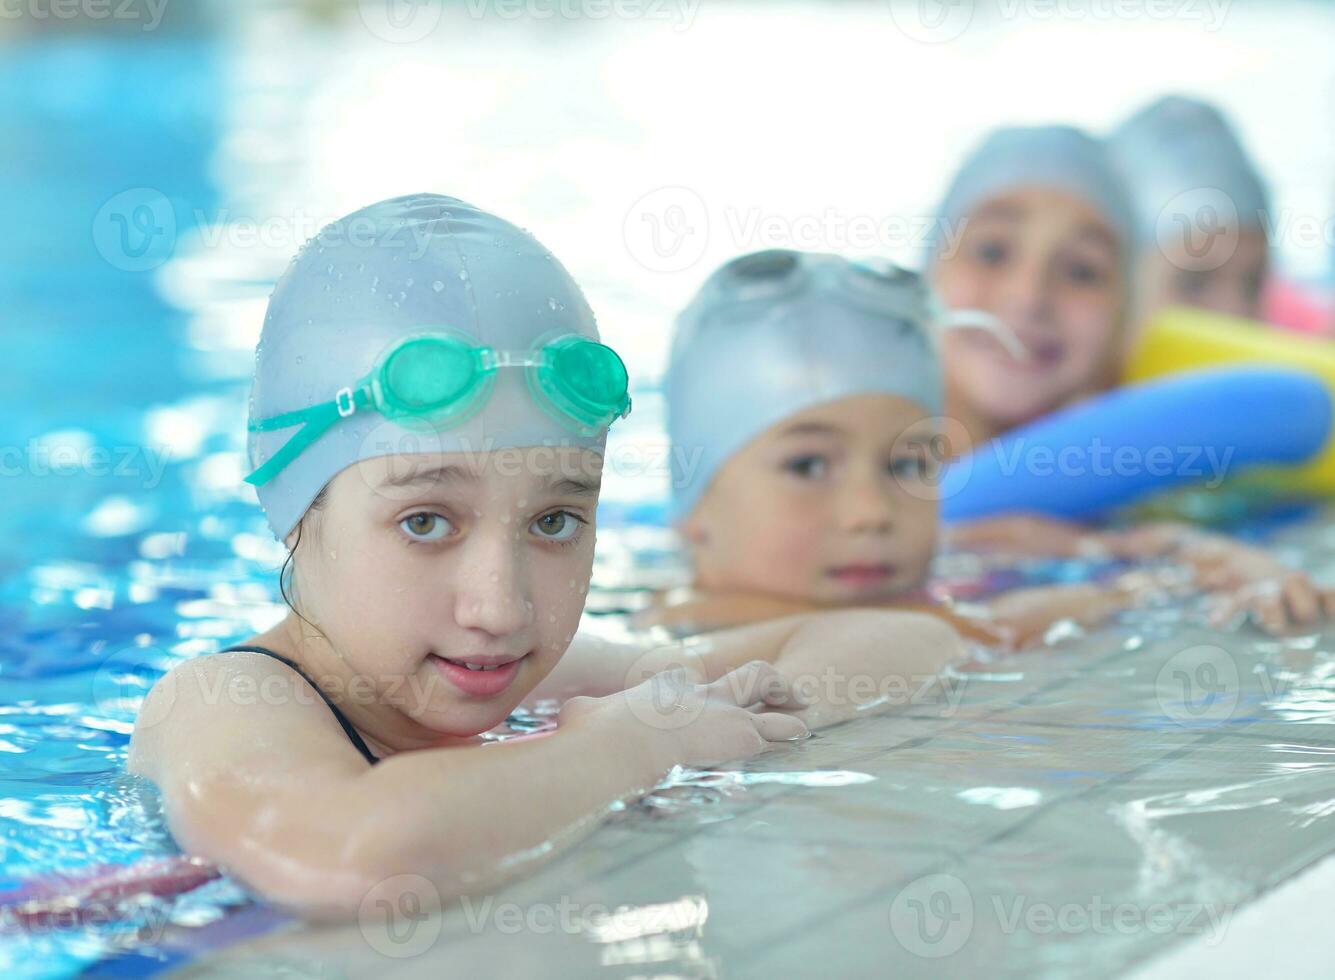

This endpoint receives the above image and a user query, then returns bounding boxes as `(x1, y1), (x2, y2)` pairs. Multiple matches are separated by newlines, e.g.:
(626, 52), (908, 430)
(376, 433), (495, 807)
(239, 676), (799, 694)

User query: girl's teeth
(462, 662), (499, 671)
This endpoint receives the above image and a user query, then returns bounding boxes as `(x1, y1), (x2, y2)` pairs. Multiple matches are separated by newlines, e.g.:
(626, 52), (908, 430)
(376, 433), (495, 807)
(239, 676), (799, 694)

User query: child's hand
(944, 514), (1103, 558)
(1198, 552), (1335, 634)
(559, 661), (810, 770)
(1099, 523), (1335, 635)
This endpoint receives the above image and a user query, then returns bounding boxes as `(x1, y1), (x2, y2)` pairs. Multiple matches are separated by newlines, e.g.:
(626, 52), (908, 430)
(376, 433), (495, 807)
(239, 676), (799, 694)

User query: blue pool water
(3, 7), (1334, 977)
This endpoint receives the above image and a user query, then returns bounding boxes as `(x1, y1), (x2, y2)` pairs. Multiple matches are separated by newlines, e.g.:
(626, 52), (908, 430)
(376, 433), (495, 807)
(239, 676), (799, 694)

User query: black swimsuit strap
(218, 645), (380, 766)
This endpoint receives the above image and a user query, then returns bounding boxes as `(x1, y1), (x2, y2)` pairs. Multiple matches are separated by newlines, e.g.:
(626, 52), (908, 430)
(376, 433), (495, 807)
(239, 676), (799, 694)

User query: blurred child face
(289, 448), (600, 739)
(1134, 227), (1268, 325)
(681, 394), (940, 604)
(932, 188), (1128, 431)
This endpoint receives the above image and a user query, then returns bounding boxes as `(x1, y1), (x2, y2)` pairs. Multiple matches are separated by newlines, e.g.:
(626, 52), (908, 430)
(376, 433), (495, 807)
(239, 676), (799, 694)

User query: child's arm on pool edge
(531, 609), (967, 726)
(128, 610), (960, 919)
(129, 653), (806, 921)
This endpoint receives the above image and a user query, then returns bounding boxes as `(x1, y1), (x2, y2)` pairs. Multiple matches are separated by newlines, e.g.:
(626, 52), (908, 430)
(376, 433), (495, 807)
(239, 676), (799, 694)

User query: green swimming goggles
(245, 330), (632, 487)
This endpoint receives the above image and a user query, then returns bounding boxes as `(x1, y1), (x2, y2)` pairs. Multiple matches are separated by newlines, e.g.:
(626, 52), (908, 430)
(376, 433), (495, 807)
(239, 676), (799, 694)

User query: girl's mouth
(428, 652), (529, 698)
(826, 563), (897, 589)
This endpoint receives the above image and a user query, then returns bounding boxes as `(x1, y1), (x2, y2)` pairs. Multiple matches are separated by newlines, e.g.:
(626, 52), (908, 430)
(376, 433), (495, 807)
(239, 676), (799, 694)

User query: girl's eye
(531, 510), (584, 543)
(888, 455), (934, 481)
(782, 455), (829, 480)
(1066, 258), (1109, 286)
(400, 512), (452, 542)
(973, 239), (1009, 266)
(1175, 268), (1211, 298)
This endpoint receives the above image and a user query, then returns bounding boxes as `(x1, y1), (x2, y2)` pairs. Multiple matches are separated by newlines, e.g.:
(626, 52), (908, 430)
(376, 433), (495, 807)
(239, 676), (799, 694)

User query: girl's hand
(559, 660), (810, 770)
(1100, 523), (1335, 635)
(944, 514), (1103, 558)
(1202, 563), (1335, 634)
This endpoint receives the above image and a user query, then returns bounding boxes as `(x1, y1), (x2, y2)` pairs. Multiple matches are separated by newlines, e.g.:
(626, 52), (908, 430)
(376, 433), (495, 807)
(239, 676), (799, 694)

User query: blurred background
(1, 0), (1332, 576)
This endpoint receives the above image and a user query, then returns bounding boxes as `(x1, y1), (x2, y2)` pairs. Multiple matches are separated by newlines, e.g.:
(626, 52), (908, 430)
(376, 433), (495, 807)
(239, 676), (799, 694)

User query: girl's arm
(535, 609), (968, 726)
(130, 609), (961, 919)
(129, 653), (807, 921)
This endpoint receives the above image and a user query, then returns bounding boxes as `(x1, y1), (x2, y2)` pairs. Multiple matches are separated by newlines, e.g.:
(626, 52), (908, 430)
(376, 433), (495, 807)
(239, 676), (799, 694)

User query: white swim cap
(247, 193), (623, 542)
(1108, 95), (1270, 247)
(665, 250), (951, 523)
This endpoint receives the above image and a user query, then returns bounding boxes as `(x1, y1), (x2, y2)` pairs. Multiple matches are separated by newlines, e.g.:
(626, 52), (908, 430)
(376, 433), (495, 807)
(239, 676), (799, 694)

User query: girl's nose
(452, 537), (535, 638)
(839, 472), (895, 534)
(999, 256), (1055, 327)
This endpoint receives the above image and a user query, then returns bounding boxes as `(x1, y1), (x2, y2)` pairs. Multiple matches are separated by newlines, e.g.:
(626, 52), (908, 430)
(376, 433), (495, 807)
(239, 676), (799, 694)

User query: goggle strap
(243, 391), (367, 487)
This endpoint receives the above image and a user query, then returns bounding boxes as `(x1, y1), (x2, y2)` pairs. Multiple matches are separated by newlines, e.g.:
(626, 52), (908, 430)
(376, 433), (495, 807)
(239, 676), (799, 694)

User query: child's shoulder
(126, 647), (344, 782)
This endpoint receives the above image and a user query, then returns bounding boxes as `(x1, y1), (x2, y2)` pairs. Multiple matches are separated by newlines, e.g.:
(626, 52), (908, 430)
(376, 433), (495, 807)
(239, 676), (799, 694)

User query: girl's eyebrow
(778, 422), (845, 438)
(1074, 224), (1119, 251)
(376, 463), (476, 490)
(544, 475), (601, 497)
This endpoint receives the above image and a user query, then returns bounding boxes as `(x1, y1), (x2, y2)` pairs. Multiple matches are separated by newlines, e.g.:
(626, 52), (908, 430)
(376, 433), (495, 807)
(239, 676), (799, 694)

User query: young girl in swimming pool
(926, 125), (1137, 454)
(126, 196), (965, 919)
(637, 249), (1335, 639)
(926, 124), (1335, 617)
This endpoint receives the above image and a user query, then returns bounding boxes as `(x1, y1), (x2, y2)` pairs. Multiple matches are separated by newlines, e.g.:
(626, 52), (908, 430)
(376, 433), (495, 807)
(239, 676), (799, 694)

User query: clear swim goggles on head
(716, 249), (1028, 358)
(245, 330), (633, 487)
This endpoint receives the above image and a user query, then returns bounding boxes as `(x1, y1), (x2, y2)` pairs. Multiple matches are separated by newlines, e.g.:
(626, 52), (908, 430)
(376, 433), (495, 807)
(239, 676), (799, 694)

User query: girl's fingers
(707, 661), (810, 709)
(1281, 575), (1319, 626)
(751, 711), (810, 742)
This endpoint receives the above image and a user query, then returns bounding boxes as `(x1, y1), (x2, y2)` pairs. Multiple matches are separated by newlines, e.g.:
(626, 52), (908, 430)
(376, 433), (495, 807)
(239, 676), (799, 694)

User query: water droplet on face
(489, 571), (499, 583)
(568, 579), (577, 589)
(433, 281), (444, 292)
(405, 278), (414, 287)
(295, 355), (304, 364)
(326, 264), (334, 275)
(357, 263), (365, 273)
(329, 550), (337, 561)
(548, 613), (557, 624)
(458, 269), (469, 281)
(548, 298), (558, 311)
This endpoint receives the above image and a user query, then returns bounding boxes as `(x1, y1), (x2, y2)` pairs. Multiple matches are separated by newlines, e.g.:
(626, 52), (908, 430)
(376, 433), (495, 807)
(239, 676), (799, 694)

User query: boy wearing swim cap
(127, 195), (965, 916)
(640, 249), (1335, 639)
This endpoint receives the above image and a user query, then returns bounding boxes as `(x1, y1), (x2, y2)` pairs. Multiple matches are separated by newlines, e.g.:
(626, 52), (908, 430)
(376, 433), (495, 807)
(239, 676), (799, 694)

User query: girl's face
(933, 187), (1128, 431)
(1134, 227), (1268, 325)
(289, 447), (600, 741)
(682, 394), (940, 604)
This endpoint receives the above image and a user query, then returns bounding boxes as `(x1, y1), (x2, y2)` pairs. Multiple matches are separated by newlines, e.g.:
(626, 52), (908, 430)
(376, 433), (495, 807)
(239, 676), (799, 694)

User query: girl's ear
(677, 509), (710, 547)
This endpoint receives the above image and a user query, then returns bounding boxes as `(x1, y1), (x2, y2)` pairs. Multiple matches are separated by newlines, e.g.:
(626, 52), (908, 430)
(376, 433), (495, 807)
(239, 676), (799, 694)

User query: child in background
(638, 249), (1335, 640)
(926, 125), (1137, 453)
(128, 196), (965, 918)
(1108, 95), (1274, 327)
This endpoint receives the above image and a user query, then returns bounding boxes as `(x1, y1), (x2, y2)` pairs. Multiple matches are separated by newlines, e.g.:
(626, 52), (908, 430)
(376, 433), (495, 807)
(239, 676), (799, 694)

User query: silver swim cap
(666, 250), (958, 523)
(247, 193), (618, 542)
(929, 124), (1137, 261)
(1108, 95), (1270, 247)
